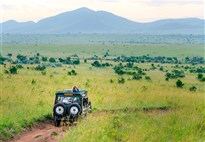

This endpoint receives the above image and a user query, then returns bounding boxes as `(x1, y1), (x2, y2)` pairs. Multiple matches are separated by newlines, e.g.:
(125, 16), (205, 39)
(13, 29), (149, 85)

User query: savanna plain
(0, 34), (205, 142)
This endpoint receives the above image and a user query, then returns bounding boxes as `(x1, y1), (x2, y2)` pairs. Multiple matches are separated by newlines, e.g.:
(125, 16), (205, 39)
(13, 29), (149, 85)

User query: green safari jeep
(53, 90), (92, 126)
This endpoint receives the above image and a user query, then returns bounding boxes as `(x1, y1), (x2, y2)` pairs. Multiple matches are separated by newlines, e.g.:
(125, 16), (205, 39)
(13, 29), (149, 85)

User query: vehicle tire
(55, 119), (61, 127)
(68, 104), (82, 116)
(53, 103), (66, 117)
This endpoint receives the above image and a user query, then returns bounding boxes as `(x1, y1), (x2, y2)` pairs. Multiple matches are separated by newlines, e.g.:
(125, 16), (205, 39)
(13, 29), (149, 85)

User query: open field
(0, 35), (205, 142)
(1, 44), (204, 58)
(0, 59), (205, 141)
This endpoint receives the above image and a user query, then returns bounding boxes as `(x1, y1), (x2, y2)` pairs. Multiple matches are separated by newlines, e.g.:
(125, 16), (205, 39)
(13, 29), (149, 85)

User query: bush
(68, 70), (77, 76)
(159, 66), (164, 71)
(59, 58), (65, 63)
(31, 79), (36, 84)
(35, 65), (46, 71)
(73, 59), (80, 65)
(41, 71), (46, 75)
(9, 66), (18, 74)
(16, 54), (27, 61)
(176, 79), (184, 88)
(197, 73), (203, 80)
(201, 77), (205, 82)
(118, 77), (125, 84)
(189, 86), (197, 92)
(16, 64), (23, 69)
(145, 76), (151, 81)
(42, 56), (47, 62)
(49, 57), (56, 63)
(4, 69), (9, 74)
(133, 74), (142, 80)
(110, 79), (114, 83)
(91, 61), (101, 67)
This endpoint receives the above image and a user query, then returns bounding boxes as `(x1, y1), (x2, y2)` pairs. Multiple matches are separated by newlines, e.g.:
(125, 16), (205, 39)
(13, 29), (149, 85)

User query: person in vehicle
(72, 86), (79, 92)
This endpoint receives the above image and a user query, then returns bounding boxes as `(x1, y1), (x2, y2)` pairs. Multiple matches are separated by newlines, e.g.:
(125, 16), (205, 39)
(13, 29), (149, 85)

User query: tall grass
(0, 63), (204, 141)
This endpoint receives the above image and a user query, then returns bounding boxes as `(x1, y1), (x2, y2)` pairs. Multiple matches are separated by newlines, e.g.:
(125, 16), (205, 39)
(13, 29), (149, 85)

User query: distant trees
(35, 65), (46, 71)
(4, 66), (18, 74)
(0, 56), (7, 64)
(91, 61), (112, 67)
(113, 55), (204, 65)
(42, 56), (48, 62)
(165, 70), (185, 80)
(49, 57), (56, 63)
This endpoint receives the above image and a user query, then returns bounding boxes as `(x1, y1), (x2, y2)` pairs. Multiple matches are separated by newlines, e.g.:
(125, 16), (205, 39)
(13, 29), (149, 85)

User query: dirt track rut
(8, 121), (71, 142)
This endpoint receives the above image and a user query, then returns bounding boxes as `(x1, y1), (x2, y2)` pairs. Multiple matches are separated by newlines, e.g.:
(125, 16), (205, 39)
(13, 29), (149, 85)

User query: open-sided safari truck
(53, 90), (92, 126)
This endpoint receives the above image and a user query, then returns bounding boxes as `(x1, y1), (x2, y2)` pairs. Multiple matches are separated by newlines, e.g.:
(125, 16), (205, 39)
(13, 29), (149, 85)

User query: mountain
(1, 7), (204, 34)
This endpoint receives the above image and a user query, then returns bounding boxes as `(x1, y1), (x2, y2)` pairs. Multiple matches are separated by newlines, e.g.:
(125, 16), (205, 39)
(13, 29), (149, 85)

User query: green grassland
(0, 36), (205, 141)
(0, 60), (204, 141)
(1, 44), (204, 58)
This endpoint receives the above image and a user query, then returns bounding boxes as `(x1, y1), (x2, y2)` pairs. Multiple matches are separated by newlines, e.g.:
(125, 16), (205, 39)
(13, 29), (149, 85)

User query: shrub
(4, 70), (9, 74)
(159, 66), (164, 71)
(110, 79), (114, 83)
(41, 71), (46, 75)
(145, 76), (151, 81)
(16, 64), (23, 69)
(176, 79), (184, 88)
(9, 66), (18, 74)
(42, 56), (47, 62)
(35, 65), (46, 71)
(49, 57), (56, 63)
(73, 59), (80, 65)
(133, 74), (142, 80)
(68, 70), (77, 76)
(201, 77), (205, 82)
(118, 77), (125, 84)
(31, 79), (36, 84)
(65, 57), (71, 64)
(91, 61), (101, 67)
(197, 74), (203, 80)
(84, 59), (87, 63)
(189, 86), (197, 92)
(17, 54), (27, 61)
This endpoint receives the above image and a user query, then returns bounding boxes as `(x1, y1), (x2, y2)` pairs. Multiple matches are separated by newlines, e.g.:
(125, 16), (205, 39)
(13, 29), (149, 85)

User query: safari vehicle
(53, 90), (92, 127)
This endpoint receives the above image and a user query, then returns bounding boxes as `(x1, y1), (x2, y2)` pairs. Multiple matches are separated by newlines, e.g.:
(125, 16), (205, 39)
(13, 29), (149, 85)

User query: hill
(1, 7), (204, 34)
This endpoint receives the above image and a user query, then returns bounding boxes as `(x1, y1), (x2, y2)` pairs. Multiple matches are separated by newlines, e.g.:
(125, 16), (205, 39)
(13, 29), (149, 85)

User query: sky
(1, 0), (204, 23)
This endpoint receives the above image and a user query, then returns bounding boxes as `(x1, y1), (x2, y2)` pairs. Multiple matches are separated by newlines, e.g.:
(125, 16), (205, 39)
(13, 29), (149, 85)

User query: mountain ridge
(1, 7), (204, 34)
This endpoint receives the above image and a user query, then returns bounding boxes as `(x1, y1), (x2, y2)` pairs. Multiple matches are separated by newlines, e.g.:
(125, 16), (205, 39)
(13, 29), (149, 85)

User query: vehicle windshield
(57, 96), (79, 104)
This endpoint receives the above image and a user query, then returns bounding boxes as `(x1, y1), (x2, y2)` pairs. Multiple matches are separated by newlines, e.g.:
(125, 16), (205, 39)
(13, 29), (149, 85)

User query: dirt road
(9, 120), (72, 142)
(8, 107), (172, 142)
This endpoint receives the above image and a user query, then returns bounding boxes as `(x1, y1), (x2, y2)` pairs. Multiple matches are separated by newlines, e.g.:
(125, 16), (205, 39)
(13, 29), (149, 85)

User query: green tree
(49, 57), (56, 63)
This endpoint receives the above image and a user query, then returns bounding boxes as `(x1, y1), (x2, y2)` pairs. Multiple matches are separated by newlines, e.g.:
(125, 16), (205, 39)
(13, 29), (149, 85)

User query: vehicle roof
(56, 90), (88, 95)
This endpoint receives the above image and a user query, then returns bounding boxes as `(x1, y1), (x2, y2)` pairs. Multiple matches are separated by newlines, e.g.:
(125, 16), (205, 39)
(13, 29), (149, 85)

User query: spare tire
(68, 103), (82, 116)
(53, 103), (66, 117)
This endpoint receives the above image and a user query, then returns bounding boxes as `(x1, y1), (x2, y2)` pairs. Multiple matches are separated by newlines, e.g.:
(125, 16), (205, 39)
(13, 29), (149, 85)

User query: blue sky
(1, 0), (204, 22)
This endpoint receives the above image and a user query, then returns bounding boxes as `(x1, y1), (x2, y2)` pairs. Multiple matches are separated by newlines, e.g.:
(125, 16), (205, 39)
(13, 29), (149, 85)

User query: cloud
(129, 0), (204, 6)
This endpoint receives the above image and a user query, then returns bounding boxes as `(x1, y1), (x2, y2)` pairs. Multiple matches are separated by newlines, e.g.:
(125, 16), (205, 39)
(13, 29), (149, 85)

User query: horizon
(2, 7), (205, 24)
(1, 0), (204, 23)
